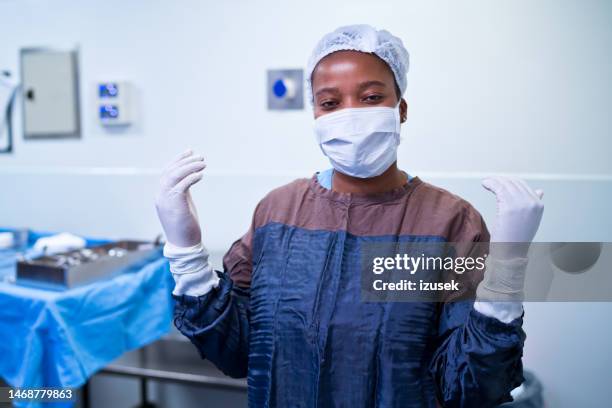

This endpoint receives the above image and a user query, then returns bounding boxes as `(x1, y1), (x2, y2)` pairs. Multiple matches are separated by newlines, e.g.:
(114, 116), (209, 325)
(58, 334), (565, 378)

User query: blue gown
(173, 174), (525, 407)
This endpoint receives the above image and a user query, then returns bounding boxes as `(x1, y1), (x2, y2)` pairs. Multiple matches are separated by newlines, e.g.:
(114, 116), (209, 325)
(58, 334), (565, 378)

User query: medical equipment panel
(267, 69), (304, 110)
(97, 81), (134, 126)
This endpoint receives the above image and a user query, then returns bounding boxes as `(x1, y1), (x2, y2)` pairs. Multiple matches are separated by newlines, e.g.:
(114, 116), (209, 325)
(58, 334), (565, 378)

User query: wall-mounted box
(20, 48), (81, 139)
(97, 82), (133, 126)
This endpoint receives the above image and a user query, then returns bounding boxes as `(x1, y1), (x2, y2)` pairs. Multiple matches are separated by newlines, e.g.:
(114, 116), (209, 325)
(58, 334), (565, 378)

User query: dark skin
(312, 50), (409, 194)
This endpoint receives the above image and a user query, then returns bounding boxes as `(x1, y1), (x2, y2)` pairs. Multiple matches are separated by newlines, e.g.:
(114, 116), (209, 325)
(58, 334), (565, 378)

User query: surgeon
(155, 25), (544, 407)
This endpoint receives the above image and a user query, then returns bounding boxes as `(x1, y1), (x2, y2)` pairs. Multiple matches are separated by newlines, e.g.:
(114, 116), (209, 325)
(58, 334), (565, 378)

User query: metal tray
(16, 240), (162, 289)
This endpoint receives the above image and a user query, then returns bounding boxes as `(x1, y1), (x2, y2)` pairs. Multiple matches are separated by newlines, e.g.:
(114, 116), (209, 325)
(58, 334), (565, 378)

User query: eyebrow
(356, 80), (388, 91)
(314, 87), (340, 98)
(314, 80), (389, 98)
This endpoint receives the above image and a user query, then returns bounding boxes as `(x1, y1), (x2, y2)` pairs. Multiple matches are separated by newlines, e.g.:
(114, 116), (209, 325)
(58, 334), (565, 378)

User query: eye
(362, 94), (384, 103)
(319, 99), (339, 110)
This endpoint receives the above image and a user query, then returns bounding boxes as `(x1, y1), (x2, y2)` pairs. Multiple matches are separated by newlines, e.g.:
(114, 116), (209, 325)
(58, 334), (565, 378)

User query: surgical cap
(306, 24), (410, 104)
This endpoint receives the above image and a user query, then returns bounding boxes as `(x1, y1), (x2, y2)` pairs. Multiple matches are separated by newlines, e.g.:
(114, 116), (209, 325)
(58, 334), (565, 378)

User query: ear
(399, 98), (408, 123)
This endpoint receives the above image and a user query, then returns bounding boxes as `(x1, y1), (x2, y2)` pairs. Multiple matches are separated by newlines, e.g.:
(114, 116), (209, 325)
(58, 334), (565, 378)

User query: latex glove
(482, 177), (544, 260)
(155, 150), (206, 247)
(475, 177), (544, 306)
(164, 241), (219, 296)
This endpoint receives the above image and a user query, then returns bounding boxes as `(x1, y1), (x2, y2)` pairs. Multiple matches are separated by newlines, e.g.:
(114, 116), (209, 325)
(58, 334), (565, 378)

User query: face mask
(313, 105), (401, 178)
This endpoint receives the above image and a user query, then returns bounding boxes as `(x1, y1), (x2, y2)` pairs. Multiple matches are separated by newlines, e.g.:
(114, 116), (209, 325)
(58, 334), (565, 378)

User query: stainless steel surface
(100, 338), (247, 390)
(16, 240), (161, 289)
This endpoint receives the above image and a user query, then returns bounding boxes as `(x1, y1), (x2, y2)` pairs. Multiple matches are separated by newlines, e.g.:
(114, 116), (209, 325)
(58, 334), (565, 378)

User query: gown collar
(308, 172), (422, 205)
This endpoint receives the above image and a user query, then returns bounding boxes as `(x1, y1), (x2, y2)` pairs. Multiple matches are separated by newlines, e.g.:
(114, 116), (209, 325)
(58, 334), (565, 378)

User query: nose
(342, 96), (364, 109)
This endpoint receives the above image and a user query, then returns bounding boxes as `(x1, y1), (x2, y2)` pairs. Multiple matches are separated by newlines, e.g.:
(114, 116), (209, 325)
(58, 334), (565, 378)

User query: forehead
(311, 50), (395, 89)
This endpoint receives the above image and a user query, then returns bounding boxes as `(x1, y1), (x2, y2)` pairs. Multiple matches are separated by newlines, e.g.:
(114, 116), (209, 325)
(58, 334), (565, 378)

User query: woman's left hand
(482, 176), (544, 259)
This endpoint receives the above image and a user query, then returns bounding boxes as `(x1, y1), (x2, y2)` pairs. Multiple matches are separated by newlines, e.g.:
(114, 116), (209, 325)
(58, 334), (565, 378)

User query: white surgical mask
(313, 106), (401, 178)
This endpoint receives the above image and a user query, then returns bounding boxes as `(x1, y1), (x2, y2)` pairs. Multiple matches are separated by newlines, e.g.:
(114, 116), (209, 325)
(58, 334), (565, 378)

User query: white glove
(164, 241), (219, 297)
(155, 150), (206, 248)
(481, 176), (544, 259)
(475, 177), (544, 320)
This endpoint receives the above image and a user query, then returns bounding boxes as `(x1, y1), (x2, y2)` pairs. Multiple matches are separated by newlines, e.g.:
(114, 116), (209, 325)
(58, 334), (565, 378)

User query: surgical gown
(173, 175), (525, 407)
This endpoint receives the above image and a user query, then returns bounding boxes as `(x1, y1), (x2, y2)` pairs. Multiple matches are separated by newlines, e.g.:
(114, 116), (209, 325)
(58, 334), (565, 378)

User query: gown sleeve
(428, 205), (526, 407)
(172, 217), (256, 379)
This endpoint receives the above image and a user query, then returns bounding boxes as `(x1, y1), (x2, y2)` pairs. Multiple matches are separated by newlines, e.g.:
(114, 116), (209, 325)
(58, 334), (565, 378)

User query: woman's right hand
(155, 150), (206, 247)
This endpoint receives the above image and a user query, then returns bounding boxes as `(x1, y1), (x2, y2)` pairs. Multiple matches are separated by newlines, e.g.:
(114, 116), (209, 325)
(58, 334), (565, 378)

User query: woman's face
(311, 50), (407, 121)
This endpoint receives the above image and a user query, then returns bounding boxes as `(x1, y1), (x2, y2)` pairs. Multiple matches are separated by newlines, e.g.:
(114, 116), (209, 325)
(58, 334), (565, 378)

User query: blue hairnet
(306, 24), (410, 104)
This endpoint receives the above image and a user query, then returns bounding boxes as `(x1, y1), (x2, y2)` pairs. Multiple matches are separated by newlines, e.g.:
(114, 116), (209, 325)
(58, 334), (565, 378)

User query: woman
(155, 25), (544, 407)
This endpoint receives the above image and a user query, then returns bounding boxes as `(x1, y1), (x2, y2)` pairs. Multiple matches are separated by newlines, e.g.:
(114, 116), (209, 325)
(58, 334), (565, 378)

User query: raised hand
(155, 150), (206, 247)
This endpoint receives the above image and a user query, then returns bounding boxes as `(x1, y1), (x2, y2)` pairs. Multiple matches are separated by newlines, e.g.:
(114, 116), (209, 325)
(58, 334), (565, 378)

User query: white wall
(1, 0), (611, 406)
